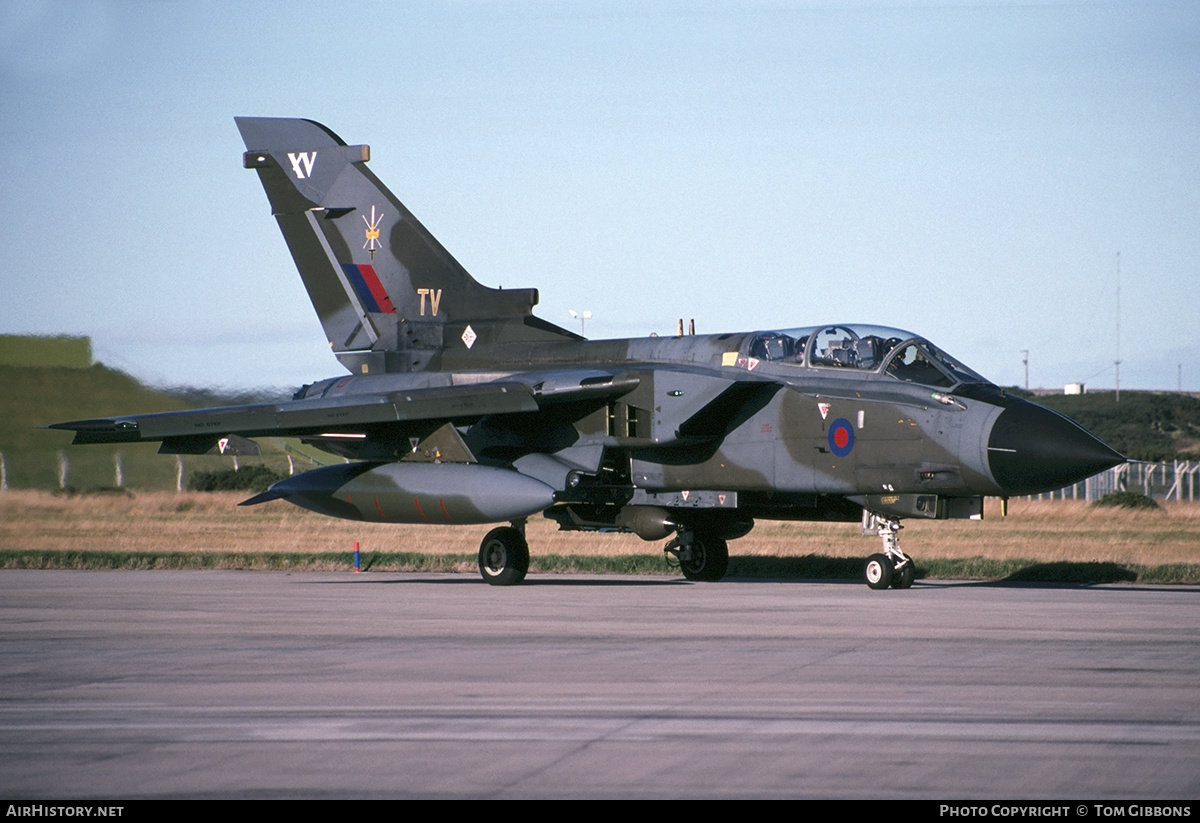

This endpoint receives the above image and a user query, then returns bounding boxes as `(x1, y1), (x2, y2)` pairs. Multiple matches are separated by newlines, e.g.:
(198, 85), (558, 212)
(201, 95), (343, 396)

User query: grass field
(1, 491), (1197, 582)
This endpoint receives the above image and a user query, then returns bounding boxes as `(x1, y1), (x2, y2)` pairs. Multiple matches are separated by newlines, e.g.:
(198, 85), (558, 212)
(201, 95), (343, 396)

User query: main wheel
(891, 561), (915, 589)
(680, 537), (729, 582)
(478, 527), (530, 586)
(864, 553), (894, 590)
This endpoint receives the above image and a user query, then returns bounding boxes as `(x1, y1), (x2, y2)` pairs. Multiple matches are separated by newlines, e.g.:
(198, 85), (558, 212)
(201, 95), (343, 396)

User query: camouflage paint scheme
(52, 118), (1124, 588)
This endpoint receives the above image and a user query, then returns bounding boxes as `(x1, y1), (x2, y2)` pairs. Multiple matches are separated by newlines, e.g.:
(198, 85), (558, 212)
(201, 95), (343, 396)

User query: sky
(2, 0), (1197, 394)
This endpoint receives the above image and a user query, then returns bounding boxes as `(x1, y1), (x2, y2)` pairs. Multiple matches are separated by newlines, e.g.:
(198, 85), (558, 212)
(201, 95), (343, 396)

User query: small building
(0, 335), (92, 369)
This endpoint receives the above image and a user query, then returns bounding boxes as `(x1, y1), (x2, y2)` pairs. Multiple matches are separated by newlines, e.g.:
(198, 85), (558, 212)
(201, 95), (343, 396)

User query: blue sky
(2, 0), (1197, 393)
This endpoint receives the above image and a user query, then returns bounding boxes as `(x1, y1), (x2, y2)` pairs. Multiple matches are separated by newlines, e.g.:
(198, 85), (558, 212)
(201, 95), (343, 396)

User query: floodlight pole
(568, 309), (591, 337)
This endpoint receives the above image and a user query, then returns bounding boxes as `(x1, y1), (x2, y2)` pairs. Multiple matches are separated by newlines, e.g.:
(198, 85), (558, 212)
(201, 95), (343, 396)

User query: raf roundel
(827, 417), (855, 458)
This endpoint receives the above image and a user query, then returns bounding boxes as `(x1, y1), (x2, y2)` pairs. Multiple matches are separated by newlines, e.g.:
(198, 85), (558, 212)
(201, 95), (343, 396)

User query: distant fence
(1033, 461), (1199, 503)
(0, 450), (310, 493)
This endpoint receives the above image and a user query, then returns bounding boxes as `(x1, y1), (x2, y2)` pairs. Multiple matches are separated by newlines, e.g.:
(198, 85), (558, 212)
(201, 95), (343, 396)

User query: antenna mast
(1114, 251), (1121, 403)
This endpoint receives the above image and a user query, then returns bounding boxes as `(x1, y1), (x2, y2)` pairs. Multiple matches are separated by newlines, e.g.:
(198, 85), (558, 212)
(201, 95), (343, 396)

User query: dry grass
(1, 491), (1197, 566)
(747, 499), (1200, 565)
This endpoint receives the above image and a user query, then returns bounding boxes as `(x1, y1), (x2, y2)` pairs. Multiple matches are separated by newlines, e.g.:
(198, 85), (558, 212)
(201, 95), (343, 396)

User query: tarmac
(1, 570), (1197, 799)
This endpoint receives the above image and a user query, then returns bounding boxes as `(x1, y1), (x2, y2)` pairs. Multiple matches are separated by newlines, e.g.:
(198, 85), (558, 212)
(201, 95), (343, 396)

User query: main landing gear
(478, 523), (530, 586)
(664, 530), (729, 582)
(863, 514), (916, 591)
(478, 521), (734, 585)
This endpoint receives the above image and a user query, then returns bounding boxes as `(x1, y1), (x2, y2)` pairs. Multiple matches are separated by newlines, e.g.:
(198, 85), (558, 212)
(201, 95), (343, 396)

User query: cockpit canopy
(745, 324), (988, 389)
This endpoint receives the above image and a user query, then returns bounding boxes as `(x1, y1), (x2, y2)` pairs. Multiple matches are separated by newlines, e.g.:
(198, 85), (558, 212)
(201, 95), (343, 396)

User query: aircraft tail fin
(235, 117), (577, 374)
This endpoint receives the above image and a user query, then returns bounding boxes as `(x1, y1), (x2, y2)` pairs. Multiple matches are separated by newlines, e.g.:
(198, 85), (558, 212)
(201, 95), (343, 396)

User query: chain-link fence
(1033, 460), (1199, 502)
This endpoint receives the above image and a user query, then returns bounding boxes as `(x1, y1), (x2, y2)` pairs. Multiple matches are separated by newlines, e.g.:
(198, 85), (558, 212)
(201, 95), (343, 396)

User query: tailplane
(235, 117), (577, 374)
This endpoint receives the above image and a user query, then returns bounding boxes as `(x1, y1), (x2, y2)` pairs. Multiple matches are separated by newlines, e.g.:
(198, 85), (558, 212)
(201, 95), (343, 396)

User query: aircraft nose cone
(987, 400), (1124, 496)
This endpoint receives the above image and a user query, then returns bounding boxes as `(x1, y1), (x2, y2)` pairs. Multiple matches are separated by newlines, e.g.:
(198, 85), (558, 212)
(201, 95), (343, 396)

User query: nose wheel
(864, 553), (894, 589)
(862, 514), (916, 590)
(891, 559), (916, 589)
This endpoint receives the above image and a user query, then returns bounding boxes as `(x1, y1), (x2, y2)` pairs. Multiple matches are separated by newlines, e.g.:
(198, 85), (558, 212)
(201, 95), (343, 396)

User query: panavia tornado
(51, 117), (1125, 589)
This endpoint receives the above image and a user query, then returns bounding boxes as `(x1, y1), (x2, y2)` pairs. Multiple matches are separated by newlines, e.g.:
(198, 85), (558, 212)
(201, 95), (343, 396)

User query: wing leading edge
(48, 372), (641, 455)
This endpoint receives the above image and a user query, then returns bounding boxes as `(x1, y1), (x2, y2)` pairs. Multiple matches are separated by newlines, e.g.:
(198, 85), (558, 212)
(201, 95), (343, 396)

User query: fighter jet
(51, 117), (1125, 589)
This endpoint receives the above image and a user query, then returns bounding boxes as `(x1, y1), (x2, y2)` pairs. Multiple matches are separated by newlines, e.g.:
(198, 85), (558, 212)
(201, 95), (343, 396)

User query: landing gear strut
(664, 530), (729, 582)
(478, 522), (530, 586)
(862, 513), (915, 590)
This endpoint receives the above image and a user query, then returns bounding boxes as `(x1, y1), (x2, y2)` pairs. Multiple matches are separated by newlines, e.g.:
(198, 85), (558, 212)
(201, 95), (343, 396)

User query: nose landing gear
(863, 514), (915, 590)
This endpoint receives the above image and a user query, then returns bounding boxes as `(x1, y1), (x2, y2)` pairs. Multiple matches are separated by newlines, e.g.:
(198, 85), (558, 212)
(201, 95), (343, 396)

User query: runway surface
(1, 571), (1197, 799)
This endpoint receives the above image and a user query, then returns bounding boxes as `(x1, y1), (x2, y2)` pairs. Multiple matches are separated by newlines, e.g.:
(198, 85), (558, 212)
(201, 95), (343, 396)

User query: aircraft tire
(891, 562), (915, 589)
(478, 527), (529, 586)
(680, 536), (729, 582)
(864, 553), (894, 590)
